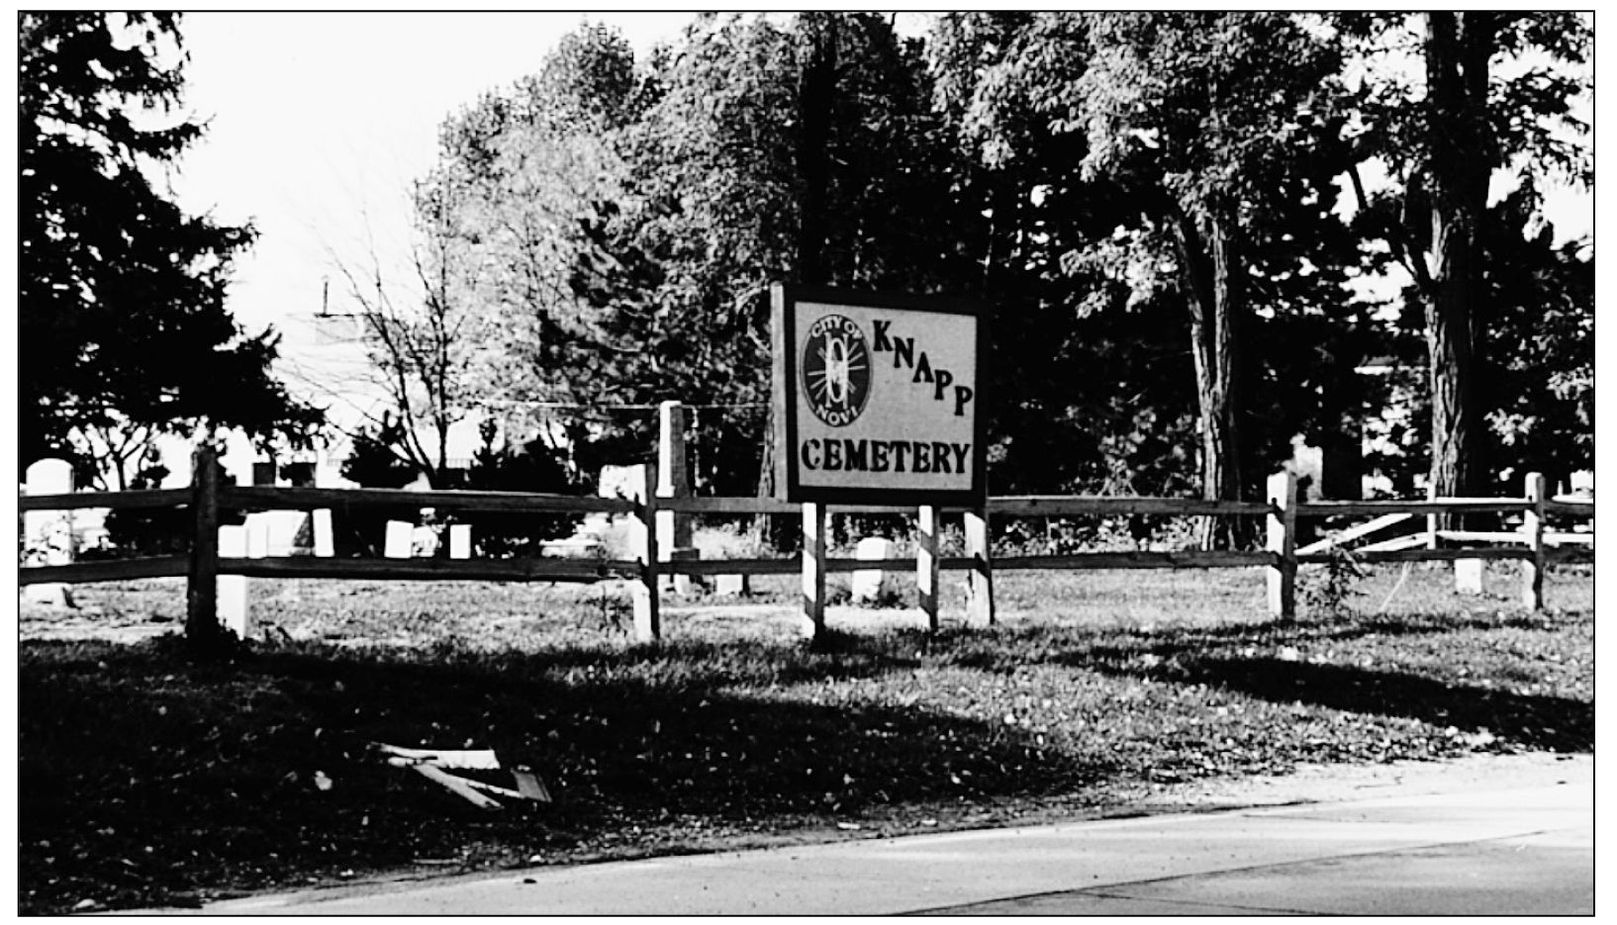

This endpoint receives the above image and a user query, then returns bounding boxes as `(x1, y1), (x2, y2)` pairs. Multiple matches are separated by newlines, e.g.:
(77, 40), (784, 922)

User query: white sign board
(773, 284), (985, 505)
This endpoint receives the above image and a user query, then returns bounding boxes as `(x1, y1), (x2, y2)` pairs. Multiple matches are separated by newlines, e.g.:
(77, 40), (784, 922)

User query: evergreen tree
(19, 13), (319, 476)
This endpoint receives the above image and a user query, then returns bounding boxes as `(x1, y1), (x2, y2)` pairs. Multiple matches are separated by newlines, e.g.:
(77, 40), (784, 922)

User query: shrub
(457, 431), (584, 557)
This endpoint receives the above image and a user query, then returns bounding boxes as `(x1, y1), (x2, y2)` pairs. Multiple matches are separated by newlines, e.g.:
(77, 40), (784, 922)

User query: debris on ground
(376, 743), (552, 810)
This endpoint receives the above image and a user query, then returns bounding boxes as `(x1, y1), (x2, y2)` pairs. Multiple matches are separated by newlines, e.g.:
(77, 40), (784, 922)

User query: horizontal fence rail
(989, 496), (1272, 517)
(224, 484), (638, 515)
(1294, 498), (1531, 517)
(19, 446), (1593, 642)
(18, 487), (191, 512)
(217, 556), (644, 584)
(17, 555), (190, 586)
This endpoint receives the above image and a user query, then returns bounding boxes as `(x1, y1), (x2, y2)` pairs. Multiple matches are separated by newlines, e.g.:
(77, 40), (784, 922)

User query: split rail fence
(20, 446), (1594, 643)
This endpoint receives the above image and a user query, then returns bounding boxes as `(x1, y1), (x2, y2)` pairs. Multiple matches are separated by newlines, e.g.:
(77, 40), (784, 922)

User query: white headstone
(852, 536), (894, 603)
(218, 525), (250, 638)
(245, 513), (272, 558)
(1455, 558), (1485, 595)
(24, 458), (76, 607)
(713, 574), (748, 597)
(26, 458), (74, 495)
(385, 521), (413, 559)
(449, 524), (472, 560)
(312, 509), (335, 557)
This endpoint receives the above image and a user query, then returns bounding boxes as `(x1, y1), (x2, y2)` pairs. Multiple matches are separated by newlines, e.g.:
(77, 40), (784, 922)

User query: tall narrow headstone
(449, 524), (472, 559)
(218, 525), (250, 638)
(246, 513), (272, 558)
(312, 509), (335, 557)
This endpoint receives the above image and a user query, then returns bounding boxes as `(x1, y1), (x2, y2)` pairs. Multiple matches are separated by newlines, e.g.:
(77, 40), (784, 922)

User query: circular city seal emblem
(801, 313), (872, 427)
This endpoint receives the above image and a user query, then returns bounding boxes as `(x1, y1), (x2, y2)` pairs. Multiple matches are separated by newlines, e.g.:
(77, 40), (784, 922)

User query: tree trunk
(1319, 321), (1366, 501)
(1422, 12), (1496, 525)
(1174, 205), (1246, 550)
(757, 16), (839, 549)
(794, 14), (837, 288)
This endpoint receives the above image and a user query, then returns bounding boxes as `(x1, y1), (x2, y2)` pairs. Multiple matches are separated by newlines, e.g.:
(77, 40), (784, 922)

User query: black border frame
(772, 283), (988, 506)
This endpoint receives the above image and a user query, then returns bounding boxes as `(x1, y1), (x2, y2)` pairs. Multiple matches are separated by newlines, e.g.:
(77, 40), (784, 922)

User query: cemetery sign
(772, 283), (986, 505)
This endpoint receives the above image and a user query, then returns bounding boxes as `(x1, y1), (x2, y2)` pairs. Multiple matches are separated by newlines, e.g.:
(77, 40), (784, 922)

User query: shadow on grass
(1167, 657), (1586, 752)
(1053, 612), (1592, 754)
(19, 634), (1109, 913)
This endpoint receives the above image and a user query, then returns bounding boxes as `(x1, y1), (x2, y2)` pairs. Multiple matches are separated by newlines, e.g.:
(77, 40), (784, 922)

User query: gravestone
(1455, 558), (1485, 595)
(218, 525), (250, 638)
(449, 524), (472, 559)
(852, 536), (894, 603)
(245, 513), (272, 558)
(312, 509), (335, 557)
(384, 521), (413, 558)
(23, 458), (76, 608)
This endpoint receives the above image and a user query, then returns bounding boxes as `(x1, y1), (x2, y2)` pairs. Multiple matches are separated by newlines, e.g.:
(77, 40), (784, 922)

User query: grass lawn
(19, 562), (1593, 913)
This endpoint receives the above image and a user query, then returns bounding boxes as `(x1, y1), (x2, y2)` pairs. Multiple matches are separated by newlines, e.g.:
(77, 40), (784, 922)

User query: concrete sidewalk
(155, 753), (1593, 916)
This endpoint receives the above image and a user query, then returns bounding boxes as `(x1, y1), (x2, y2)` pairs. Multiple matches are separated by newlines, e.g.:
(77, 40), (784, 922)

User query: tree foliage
(459, 420), (584, 556)
(410, 14), (981, 499)
(1336, 12), (1591, 503)
(19, 12), (320, 481)
(1477, 190), (1592, 490)
(930, 13), (1365, 546)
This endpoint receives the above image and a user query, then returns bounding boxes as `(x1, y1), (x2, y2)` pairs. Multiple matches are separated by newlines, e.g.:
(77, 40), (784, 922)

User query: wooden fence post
(186, 443), (222, 642)
(632, 461), (661, 642)
(917, 505), (940, 632)
(657, 400), (699, 595)
(1522, 471), (1546, 612)
(801, 502), (826, 640)
(1266, 470), (1298, 620)
(965, 506), (995, 627)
